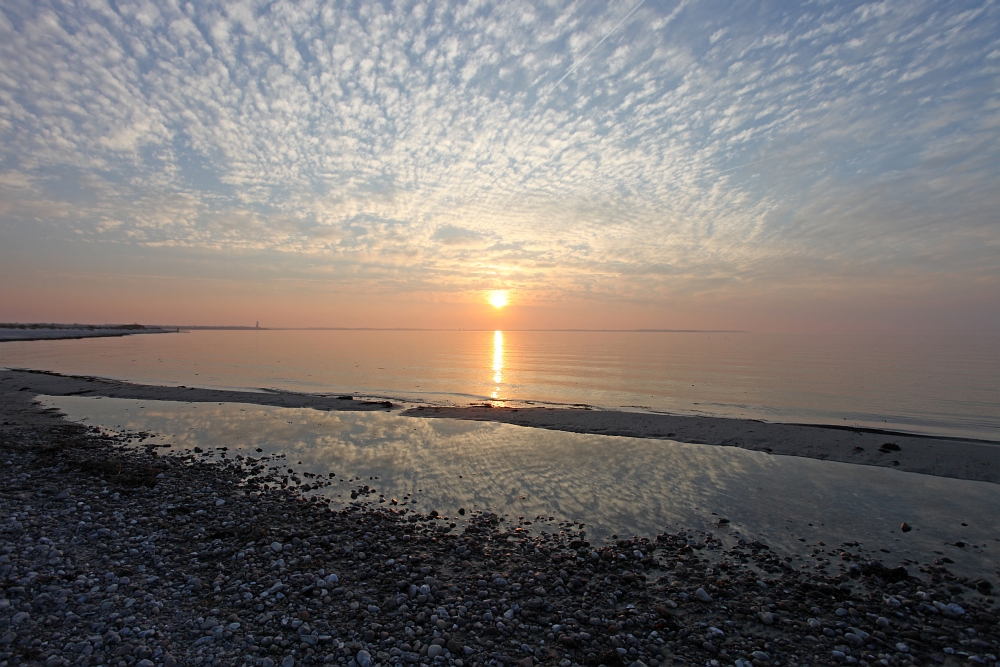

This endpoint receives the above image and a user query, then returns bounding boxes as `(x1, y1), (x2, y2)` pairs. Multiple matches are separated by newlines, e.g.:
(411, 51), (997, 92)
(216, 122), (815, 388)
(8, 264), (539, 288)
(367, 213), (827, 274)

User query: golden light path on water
(2, 330), (997, 438)
(491, 330), (503, 403)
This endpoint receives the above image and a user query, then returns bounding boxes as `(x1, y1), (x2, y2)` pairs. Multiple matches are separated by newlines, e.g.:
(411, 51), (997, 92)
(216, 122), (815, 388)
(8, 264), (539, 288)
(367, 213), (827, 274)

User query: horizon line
(161, 326), (748, 333)
(1, 322), (748, 333)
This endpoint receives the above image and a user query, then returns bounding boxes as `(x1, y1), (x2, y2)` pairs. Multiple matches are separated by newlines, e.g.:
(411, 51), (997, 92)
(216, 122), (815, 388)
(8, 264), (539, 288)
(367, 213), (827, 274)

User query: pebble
(0, 402), (995, 667)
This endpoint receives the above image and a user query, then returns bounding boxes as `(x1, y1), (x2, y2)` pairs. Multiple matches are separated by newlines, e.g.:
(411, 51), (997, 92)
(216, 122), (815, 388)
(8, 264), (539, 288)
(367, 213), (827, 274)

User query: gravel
(0, 410), (997, 667)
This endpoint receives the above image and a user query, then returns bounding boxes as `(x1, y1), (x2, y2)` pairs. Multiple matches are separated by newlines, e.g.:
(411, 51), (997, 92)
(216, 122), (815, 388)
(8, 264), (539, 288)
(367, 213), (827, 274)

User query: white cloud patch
(432, 225), (489, 247)
(0, 0), (997, 306)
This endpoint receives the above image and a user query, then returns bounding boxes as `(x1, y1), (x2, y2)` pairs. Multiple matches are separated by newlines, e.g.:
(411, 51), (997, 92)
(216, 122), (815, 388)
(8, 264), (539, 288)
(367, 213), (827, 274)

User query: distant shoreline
(155, 326), (748, 333)
(1, 368), (995, 485)
(0, 325), (748, 343)
(0, 326), (176, 343)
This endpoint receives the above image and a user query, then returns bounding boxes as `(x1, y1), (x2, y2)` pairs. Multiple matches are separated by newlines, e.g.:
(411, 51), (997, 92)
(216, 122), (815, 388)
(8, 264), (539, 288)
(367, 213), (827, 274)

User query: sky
(0, 0), (998, 332)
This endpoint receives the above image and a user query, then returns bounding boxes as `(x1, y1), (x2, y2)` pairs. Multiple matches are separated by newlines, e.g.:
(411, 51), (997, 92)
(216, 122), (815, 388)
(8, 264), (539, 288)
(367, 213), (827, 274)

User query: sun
(488, 290), (509, 309)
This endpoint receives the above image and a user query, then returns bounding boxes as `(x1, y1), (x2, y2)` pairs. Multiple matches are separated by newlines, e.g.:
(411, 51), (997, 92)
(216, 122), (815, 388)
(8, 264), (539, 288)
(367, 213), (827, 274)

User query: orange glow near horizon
(488, 290), (509, 308)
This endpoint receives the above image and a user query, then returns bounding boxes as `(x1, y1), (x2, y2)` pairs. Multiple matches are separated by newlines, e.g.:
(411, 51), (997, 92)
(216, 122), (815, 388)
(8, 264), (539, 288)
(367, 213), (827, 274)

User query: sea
(1, 329), (997, 440)
(6, 329), (998, 573)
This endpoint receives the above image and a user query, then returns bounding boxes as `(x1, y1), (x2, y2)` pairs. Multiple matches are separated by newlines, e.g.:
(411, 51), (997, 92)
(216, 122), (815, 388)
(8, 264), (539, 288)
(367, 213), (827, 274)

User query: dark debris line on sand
(0, 419), (998, 667)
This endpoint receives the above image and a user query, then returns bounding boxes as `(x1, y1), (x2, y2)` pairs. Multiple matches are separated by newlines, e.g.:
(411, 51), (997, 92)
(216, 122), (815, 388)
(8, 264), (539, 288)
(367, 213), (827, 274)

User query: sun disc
(488, 290), (509, 308)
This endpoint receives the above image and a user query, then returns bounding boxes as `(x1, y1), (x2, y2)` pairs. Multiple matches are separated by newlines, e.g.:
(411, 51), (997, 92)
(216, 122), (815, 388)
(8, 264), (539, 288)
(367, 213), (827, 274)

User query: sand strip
(403, 407), (998, 485)
(1, 368), (996, 484)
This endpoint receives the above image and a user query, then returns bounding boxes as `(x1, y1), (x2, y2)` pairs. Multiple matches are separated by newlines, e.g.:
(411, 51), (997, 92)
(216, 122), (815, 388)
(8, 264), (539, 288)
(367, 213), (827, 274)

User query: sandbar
(1, 368), (996, 484)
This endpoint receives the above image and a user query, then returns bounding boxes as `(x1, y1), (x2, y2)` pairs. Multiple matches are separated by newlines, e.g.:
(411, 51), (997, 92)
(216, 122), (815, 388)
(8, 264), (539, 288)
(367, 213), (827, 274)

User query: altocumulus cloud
(0, 0), (997, 304)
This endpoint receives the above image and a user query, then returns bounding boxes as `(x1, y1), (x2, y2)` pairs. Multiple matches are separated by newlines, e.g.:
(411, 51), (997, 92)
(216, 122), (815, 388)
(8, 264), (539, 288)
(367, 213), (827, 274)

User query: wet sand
(1, 369), (996, 484)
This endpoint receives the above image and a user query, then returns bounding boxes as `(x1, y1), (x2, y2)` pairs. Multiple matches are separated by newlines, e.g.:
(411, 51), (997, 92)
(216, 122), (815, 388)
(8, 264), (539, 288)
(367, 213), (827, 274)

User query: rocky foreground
(0, 415), (997, 667)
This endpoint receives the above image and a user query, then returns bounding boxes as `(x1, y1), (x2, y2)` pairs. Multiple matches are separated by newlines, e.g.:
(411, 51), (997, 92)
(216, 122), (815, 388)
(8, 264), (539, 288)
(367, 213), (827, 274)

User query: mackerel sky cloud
(0, 0), (997, 330)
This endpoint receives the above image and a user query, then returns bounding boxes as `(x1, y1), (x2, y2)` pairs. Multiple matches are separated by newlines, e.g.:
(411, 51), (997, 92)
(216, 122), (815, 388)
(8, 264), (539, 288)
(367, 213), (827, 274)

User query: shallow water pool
(40, 395), (999, 580)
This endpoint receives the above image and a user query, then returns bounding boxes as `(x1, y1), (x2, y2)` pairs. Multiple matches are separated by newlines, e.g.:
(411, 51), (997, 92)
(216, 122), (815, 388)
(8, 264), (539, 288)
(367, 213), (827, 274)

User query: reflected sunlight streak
(491, 330), (503, 403)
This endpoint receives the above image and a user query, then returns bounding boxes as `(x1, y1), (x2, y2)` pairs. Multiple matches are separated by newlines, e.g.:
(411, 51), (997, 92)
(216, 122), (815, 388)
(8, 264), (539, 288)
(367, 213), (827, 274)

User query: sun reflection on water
(491, 330), (504, 405)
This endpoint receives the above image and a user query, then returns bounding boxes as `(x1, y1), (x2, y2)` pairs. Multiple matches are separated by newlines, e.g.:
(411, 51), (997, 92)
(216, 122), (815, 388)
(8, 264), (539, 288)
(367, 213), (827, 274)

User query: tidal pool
(40, 395), (999, 579)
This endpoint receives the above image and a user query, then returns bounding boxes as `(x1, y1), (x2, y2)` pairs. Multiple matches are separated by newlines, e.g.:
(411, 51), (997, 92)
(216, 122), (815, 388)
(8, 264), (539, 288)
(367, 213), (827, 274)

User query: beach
(1, 380), (998, 667)
(2, 369), (996, 485)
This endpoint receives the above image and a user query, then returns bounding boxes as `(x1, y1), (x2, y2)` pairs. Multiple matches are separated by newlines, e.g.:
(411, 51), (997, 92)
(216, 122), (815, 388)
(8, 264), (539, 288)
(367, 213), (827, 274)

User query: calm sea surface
(2, 330), (997, 439)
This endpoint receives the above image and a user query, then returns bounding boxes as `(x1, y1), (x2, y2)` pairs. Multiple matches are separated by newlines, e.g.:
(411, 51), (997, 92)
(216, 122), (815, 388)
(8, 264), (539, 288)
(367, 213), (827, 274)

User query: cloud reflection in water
(42, 396), (998, 577)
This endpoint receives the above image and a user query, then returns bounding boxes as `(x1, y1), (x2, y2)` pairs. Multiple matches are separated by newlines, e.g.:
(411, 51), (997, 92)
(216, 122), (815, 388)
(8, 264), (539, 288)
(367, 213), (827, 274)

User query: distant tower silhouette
(255, 321), (259, 329)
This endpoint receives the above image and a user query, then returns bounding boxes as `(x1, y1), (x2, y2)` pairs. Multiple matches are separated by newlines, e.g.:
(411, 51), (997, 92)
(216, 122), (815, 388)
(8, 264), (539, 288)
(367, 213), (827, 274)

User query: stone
(1, 385), (995, 667)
